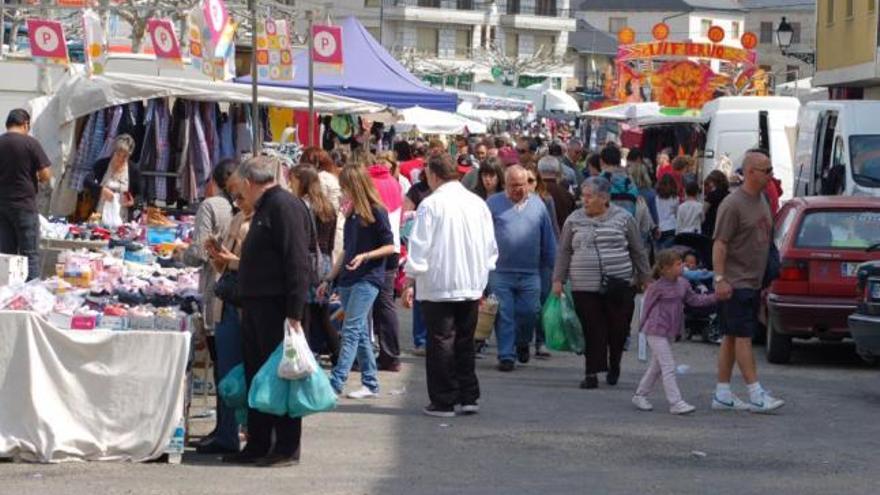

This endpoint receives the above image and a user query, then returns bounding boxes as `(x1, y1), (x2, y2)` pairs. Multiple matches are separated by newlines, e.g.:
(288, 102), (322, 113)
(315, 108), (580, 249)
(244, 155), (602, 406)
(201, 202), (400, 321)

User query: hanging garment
(69, 112), (97, 191)
(98, 106), (124, 159)
(154, 99), (172, 202)
(138, 100), (157, 200)
(219, 112), (234, 159)
(185, 101), (212, 202)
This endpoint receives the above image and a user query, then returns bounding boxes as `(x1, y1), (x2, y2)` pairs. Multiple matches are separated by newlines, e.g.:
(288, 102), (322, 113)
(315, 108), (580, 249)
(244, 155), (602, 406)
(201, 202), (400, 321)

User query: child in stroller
(672, 233), (721, 344)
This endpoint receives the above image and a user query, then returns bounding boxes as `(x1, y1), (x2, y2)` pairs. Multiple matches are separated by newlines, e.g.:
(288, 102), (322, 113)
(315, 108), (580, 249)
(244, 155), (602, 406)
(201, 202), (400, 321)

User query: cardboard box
(0, 254), (27, 287)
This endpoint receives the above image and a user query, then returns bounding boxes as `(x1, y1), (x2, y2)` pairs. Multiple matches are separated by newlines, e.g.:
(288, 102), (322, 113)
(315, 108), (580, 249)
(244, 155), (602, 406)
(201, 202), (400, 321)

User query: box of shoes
(0, 254), (28, 287)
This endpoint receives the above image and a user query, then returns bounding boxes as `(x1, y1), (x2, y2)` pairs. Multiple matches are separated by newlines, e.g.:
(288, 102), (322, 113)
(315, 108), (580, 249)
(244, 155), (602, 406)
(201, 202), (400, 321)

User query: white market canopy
(48, 72), (388, 125)
(394, 106), (488, 135)
(457, 101), (522, 123)
(541, 89), (581, 114)
(583, 102), (662, 122)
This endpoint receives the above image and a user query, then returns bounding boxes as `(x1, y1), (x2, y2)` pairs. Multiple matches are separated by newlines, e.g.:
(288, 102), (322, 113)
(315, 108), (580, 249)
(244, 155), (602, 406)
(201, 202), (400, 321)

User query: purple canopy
(237, 16), (458, 112)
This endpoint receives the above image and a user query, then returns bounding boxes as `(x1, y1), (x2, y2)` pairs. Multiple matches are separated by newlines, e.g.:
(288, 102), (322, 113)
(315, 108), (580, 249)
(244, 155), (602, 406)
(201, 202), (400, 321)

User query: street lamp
(776, 16), (814, 65)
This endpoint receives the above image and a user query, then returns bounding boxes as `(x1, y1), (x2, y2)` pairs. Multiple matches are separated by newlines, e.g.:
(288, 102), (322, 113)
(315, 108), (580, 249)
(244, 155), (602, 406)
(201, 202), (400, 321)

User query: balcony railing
(505, 1), (572, 17)
(385, 0), (483, 10)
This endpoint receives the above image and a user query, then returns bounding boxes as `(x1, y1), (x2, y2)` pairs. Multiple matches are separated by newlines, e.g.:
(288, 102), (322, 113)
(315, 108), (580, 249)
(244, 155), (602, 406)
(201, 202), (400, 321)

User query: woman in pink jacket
(633, 250), (716, 415)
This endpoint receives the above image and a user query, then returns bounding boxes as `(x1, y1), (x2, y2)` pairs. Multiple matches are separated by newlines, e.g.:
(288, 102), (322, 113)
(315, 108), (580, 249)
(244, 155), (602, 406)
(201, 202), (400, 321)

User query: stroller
(672, 233), (721, 344)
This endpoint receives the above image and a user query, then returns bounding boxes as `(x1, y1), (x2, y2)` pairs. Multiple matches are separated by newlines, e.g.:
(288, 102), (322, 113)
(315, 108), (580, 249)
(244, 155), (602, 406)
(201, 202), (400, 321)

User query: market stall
(0, 311), (190, 463)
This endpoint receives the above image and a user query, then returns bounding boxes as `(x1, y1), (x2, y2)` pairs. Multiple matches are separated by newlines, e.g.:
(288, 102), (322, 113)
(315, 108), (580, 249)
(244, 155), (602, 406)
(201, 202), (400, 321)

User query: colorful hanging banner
(82, 9), (107, 75)
(256, 18), (294, 81)
(202, 0), (229, 45)
(617, 41), (756, 66)
(311, 24), (343, 66)
(147, 19), (183, 68)
(26, 19), (69, 66)
(188, 5), (235, 81)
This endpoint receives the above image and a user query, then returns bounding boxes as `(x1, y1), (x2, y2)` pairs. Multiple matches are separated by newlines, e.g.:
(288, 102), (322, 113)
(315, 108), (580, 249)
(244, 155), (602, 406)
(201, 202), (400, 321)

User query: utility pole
(250, 0), (260, 154)
(306, 9), (314, 146)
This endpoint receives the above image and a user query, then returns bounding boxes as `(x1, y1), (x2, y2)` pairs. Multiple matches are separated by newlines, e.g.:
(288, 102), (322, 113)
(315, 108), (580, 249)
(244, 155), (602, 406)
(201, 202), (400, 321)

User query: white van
(639, 96), (801, 198)
(793, 101), (880, 197)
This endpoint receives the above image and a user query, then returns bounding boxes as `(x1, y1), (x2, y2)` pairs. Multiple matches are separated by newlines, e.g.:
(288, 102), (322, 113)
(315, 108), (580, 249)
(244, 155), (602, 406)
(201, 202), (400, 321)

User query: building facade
(813, 0), (880, 99)
(740, 0), (816, 86)
(297, 0), (577, 89)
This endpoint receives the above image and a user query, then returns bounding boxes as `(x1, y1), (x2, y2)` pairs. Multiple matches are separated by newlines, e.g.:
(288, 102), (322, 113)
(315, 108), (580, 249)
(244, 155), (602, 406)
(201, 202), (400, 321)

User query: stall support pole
(307, 10), (315, 147)
(1, 0), (6, 61)
(250, 0), (260, 154)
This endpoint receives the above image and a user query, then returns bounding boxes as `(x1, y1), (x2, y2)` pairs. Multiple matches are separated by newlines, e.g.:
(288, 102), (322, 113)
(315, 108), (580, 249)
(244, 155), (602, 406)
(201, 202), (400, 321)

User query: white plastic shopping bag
(101, 193), (123, 229)
(278, 320), (316, 380)
(632, 294), (649, 362)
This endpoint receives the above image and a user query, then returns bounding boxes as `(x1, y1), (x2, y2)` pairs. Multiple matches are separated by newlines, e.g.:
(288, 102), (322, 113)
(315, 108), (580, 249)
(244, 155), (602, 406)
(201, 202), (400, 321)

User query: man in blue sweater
(487, 165), (557, 371)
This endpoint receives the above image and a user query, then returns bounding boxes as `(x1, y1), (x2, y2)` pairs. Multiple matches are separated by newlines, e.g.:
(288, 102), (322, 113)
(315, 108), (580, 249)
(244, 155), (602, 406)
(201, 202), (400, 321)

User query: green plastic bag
(541, 294), (569, 351)
(561, 286), (585, 354)
(248, 344), (289, 416)
(287, 355), (337, 418)
(218, 363), (249, 426)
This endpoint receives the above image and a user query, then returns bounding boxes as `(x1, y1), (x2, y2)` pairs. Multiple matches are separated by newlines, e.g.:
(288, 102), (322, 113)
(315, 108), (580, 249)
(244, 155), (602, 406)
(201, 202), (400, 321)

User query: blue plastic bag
(248, 344), (289, 416)
(218, 363), (249, 426)
(287, 357), (337, 418)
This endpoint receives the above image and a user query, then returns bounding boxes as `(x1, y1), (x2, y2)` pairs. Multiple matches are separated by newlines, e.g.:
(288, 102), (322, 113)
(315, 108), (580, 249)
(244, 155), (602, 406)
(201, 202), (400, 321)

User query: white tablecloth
(0, 311), (190, 463)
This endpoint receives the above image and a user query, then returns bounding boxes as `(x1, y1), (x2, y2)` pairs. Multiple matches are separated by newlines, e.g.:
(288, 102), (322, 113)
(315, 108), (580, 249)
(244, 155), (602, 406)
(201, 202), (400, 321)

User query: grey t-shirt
(713, 188), (772, 290)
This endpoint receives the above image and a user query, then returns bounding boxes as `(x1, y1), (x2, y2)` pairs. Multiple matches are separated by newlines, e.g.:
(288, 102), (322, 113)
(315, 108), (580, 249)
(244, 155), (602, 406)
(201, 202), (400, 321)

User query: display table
(0, 311), (190, 463)
(39, 238), (110, 279)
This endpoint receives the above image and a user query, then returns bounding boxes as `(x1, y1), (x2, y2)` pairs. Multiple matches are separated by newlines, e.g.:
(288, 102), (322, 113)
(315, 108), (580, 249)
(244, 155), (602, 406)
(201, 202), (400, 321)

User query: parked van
(793, 101), (880, 197)
(639, 96), (801, 198)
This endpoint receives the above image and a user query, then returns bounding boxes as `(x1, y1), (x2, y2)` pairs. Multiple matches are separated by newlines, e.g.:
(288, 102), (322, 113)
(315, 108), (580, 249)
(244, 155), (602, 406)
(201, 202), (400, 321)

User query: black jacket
(238, 186), (311, 320)
(84, 157), (141, 207)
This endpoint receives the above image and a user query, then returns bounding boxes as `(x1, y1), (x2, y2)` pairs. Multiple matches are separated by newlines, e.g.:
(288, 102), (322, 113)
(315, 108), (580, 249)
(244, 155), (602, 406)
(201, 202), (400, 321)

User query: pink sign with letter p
(147, 19), (183, 67)
(311, 24), (343, 65)
(27, 19), (68, 65)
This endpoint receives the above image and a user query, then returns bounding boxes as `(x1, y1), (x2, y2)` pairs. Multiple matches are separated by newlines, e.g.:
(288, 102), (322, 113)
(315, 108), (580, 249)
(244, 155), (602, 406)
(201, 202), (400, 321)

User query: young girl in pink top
(633, 250), (717, 415)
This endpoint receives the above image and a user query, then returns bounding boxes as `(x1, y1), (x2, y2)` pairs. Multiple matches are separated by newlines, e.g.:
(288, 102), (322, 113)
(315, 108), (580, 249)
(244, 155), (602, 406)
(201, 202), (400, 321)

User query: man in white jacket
(403, 153), (498, 418)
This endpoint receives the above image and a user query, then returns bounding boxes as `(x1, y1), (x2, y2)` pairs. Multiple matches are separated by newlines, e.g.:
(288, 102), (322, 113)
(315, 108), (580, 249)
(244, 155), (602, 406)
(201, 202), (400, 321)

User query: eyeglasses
(527, 178), (537, 184)
(754, 167), (773, 175)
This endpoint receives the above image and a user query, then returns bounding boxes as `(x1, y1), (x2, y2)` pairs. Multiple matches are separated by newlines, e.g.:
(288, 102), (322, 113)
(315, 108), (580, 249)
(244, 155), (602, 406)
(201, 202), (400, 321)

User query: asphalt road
(2, 307), (879, 495)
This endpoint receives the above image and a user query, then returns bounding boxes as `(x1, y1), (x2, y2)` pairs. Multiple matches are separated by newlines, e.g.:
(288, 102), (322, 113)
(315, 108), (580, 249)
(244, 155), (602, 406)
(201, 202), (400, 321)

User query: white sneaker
(632, 395), (653, 411)
(459, 403), (480, 415)
(670, 401), (696, 415)
(346, 386), (378, 399)
(711, 393), (750, 411)
(748, 391), (785, 414)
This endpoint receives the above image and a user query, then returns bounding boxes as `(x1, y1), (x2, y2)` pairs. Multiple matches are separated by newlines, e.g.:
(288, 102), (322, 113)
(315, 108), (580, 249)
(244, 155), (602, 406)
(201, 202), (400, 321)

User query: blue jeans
(413, 298), (427, 348)
(331, 281), (380, 393)
(490, 271), (542, 363)
(0, 206), (40, 281)
(214, 303), (244, 450)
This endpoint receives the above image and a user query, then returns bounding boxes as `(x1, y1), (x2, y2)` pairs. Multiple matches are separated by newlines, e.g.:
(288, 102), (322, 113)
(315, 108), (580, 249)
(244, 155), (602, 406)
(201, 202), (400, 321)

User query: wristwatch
(714, 274), (726, 283)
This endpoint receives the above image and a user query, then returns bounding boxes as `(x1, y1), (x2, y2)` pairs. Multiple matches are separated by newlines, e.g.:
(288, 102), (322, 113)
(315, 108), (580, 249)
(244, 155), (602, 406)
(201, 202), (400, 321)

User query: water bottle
(166, 418), (185, 464)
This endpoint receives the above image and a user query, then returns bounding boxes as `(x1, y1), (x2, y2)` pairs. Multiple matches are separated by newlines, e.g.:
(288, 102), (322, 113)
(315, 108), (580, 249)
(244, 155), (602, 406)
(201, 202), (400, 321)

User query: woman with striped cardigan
(552, 176), (651, 390)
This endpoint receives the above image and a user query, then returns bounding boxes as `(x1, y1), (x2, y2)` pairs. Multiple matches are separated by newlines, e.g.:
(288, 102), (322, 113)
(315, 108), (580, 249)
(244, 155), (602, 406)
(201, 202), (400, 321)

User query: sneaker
(411, 347), (426, 357)
(632, 395), (653, 411)
(497, 360), (515, 372)
(346, 386), (378, 399)
(459, 403), (480, 415)
(516, 345), (530, 364)
(670, 401), (696, 415)
(535, 344), (552, 359)
(748, 391), (785, 414)
(711, 393), (750, 411)
(423, 404), (455, 418)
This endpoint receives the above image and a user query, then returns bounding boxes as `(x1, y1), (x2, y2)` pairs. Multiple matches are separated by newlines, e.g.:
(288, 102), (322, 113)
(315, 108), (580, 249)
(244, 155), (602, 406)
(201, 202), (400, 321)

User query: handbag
(214, 270), (241, 306)
(593, 234), (631, 297)
(306, 205), (330, 286)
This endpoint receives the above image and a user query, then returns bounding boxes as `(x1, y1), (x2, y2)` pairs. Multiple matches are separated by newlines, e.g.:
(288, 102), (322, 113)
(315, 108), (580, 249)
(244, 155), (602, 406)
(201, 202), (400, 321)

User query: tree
(478, 42), (568, 87)
(114, 0), (200, 53)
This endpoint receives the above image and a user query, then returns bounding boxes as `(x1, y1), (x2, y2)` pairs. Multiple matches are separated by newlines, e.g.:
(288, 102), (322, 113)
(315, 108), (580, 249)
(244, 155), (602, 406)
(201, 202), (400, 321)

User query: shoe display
(711, 393), (750, 411)
(459, 403), (480, 415)
(580, 374), (599, 389)
(535, 345), (552, 359)
(632, 395), (653, 411)
(748, 391), (785, 414)
(516, 345), (530, 364)
(256, 454), (300, 468)
(670, 401), (696, 415)
(423, 404), (456, 418)
(497, 360), (515, 372)
(346, 386), (379, 399)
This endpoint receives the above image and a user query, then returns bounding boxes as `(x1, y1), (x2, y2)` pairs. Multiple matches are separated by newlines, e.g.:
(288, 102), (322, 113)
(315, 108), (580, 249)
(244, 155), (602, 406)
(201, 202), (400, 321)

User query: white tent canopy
(583, 102), (662, 121)
(31, 71), (387, 215)
(541, 89), (581, 114)
(457, 101), (522, 123)
(394, 106), (488, 135)
(49, 72), (387, 125)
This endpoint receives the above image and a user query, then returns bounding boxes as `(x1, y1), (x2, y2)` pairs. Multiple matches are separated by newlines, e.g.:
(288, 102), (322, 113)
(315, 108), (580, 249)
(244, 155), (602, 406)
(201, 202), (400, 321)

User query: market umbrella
(394, 106), (488, 135)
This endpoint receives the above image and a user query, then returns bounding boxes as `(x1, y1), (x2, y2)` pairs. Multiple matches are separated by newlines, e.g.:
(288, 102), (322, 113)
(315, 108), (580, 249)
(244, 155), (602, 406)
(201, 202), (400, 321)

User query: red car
(766, 196), (880, 364)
